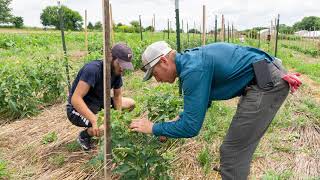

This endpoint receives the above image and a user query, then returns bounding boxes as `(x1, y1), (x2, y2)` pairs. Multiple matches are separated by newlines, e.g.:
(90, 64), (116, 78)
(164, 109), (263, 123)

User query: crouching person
(67, 43), (135, 151)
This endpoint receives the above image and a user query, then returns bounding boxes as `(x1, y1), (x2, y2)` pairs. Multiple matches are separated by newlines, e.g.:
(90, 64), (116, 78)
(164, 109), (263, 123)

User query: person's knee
(122, 97), (135, 111)
(220, 143), (232, 156)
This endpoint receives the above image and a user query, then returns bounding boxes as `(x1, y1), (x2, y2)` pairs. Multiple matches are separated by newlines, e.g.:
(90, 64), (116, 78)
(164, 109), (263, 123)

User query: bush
(0, 57), (65, 119)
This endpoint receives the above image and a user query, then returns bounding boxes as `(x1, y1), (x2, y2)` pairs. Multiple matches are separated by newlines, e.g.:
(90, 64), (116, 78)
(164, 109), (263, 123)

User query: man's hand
(91, 121), (101, 137)
(282, 73), (302, 94)
(130, 118), (154, 134)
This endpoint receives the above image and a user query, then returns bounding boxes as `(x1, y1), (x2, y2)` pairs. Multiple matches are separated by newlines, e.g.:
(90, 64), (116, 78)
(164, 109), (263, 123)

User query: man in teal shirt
(130, 41), (301, 179)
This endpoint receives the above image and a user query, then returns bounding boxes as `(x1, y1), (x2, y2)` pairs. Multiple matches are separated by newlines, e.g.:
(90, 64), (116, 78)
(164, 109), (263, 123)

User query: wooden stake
(187, 21), (189, 45)
(109, 4), (114, 45)
(200, 25), (202, 44)
(167, 18), (170, 39)
(85, 10), (88, 55)
(153, 13), (156, 31)
(275, 14), (280, 57)
(214, 15), (217, 42)
(193, 21), (196, 39)
(221, 14), (225, 41)
(227, 21), (230, 43)
(139, 15), (143, 41)
(182, 19), (184, 33)
(102, 0), (112, 178)
(202, 5), (206, 46)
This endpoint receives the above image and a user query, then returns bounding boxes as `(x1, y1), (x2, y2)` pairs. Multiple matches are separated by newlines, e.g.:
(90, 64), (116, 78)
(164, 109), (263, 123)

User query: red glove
(282, 73), (302, 94)
(158, 136), (168, 143)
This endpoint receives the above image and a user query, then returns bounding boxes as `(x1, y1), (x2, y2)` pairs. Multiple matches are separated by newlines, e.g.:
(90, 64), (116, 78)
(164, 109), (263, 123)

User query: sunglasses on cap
(140, 54), (164, 72)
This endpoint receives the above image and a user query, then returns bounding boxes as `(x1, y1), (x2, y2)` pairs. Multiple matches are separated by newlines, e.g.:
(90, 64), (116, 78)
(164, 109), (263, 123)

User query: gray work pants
(220, 62), (290, 180)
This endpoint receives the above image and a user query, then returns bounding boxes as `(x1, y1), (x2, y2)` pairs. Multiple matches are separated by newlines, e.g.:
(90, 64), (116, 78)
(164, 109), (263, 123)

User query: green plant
(201, 103), (234, 142)
(42, 131), (58, 144)
(262, 170), (293, 180)
(96, 87), (183, 179)
(0, 159), (10, 179)
(197, 146), (212, 174)
(66, 140), (81, 152)
(48, 154), (65, 167)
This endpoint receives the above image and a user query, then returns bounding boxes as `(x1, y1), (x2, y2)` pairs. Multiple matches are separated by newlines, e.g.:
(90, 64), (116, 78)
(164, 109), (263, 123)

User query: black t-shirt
(68, 60), (122, 113)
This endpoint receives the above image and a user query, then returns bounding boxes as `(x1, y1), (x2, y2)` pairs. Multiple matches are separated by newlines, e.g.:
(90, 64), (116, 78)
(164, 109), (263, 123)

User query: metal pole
(175, 0), (182, 95)
(139, 15), (143, 41)
(275, 14), (280, 57)
(214, 15), (217, 42)
(202, 5), (206, 46)
(102, 0), (112, 178)
(258, 30), (261, 48)
(227, 22), (230, 43)
(58, 1), (71, 91)
(175, 0), (181, 52)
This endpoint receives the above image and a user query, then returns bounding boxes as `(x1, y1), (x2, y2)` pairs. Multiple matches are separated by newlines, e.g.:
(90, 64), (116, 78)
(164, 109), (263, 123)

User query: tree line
(1, 0), (320, 32)
(0, 0), (24, 28)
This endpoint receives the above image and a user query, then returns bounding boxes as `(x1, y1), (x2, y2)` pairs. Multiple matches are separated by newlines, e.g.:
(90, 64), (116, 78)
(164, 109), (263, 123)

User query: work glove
(282, 73), (302, 94)
(158, 136), (168, 143)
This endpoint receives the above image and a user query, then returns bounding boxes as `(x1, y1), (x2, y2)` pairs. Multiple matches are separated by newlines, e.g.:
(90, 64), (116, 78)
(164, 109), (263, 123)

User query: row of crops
(0, 33), (68, 119)
(0, 31), (213, 120)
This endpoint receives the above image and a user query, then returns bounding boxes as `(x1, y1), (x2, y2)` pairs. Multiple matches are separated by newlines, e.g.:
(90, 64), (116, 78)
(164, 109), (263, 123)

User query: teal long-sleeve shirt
(152, 43), (275, 138)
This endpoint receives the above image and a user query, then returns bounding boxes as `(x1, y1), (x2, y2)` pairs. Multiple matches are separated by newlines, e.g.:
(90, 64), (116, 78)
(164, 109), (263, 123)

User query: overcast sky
(11, 0), (320, 31)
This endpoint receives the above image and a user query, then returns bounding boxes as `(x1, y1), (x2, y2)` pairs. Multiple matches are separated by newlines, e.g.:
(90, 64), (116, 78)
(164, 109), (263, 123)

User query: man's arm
(71, 80), (98, 126)
(130, 71), (212, 138)
(113, 88), (122, 110)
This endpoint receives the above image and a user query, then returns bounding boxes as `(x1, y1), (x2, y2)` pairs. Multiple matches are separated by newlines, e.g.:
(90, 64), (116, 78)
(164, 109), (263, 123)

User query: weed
(0, 159), (10, 179)
(197, 146), (213, 174)
(42, 131), (58, 144)
(48, 154), (65, 167)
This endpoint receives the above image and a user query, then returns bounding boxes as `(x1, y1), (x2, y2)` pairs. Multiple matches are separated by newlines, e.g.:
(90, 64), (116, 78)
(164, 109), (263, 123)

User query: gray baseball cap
(141, 41), (172, 81)
(112, 43), (134, 70)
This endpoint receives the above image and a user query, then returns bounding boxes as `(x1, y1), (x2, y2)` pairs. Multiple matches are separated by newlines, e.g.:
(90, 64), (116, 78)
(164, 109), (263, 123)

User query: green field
(0, 29), (319, 179)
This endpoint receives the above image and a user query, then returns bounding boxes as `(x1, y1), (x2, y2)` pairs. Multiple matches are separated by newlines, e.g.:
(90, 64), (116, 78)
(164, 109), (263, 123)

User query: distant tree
(130, 20), (140, 28)
(162, 29), (175, 33)
(188, 28), (200, 33)
(87, 22), (94, 30)
(40, 5), (83, 31)
(278, 24), (294, 34)
(293, 16), (320, 31)
(94, 21), (102, 30)
(0, 0), (13, 24)
(116, 22), (123, 27)
(241, 29), (258, 38)
(12, 16), (23, 28)
(252, 27), (267, 31)
(116, 25), (137, 33)
(145, 25), (154, 32)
